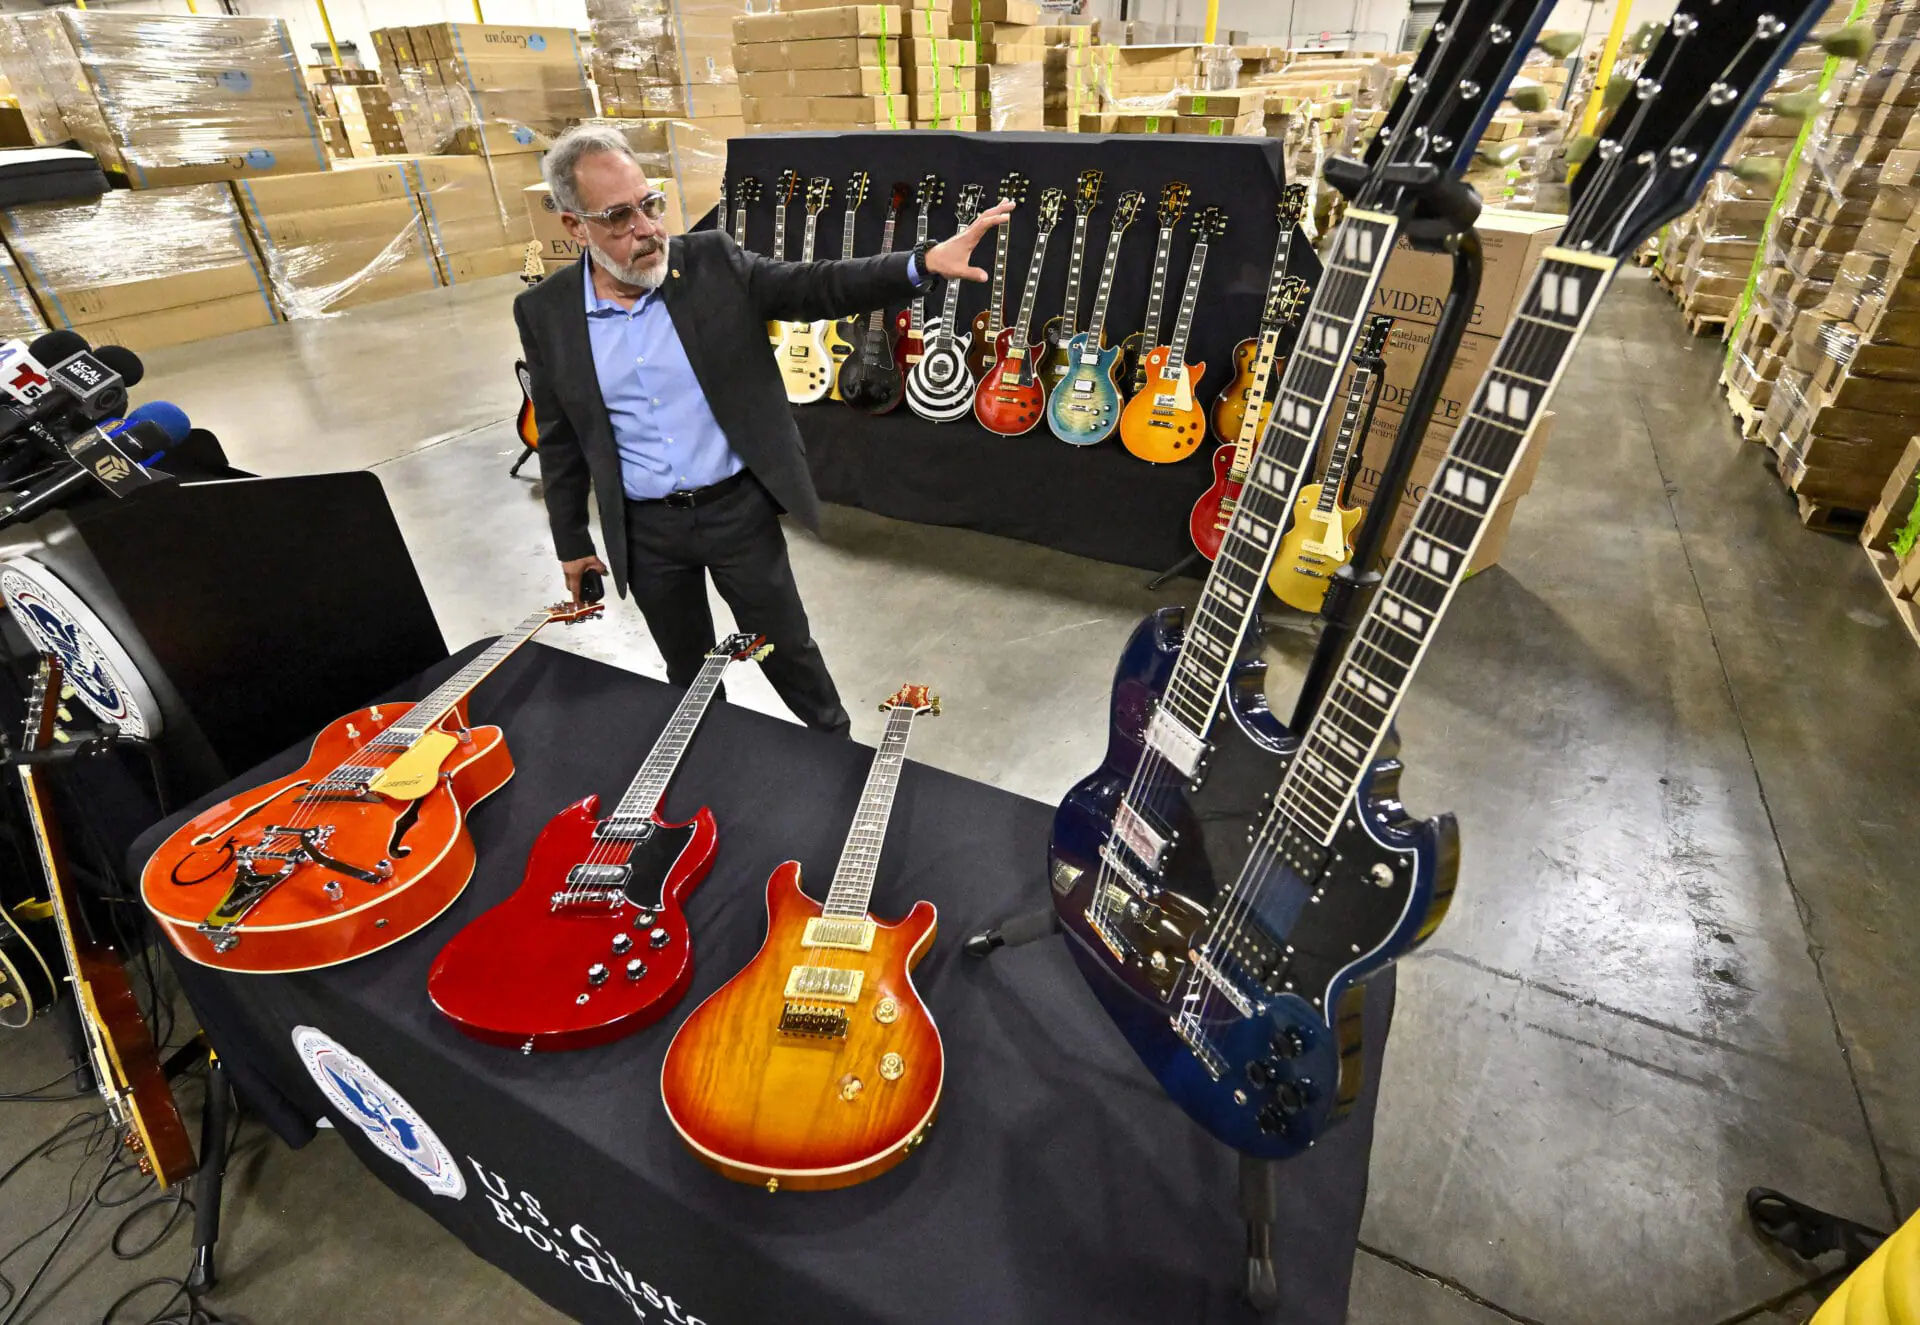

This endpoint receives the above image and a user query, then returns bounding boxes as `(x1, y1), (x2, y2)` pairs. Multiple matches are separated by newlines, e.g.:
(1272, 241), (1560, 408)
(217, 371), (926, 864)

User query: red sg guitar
(974, 187), (1065, 436)
(140, 601), (601, 974)
(428, 633), (770, 1052)
(891, 173), (944, 376)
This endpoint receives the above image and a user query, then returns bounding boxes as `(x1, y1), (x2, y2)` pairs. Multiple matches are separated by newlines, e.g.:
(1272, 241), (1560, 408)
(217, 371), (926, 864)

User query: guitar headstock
(1276, 180), (1308, 230)
(712, 631), (773, 663)
(844, 170), (870, 212)
(1158, 182), (1191, 228)
(998, 170), (1029, 207)
(1354, 314), (1393, 363)
(776, 169), (799, 207)
(955, 182), (985, 227)
(916, 173), (945, 211)
(880, 683), (940, 716)
(738, 175), (762, 207)
(1036, 187), (1066, 235)
(1073, 169), (1104, 216)
(545, 599), (606, 625)
(1110, 190), (1144, 234)
(1190, 205), (1227, 243)
(805, 176), (832, 215)
(1565, 2), (1826, 257)
(21, 654), (61, 754)
(1357, 0), (1557, 209)
(890, 179), (910, 212)
(519, 240), (544, 286)
(1270, 274), (1311, 326)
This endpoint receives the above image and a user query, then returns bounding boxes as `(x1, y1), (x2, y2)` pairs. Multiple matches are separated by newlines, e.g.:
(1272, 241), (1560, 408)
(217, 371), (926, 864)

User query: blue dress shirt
(584, 258), (744, 501)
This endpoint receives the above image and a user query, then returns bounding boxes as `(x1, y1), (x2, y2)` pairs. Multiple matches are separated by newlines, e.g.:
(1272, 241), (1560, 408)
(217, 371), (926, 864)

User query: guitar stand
(1147, 551), (1203, 591)
(162, 1037), (235, 1294)
(508, 442), (537, 479)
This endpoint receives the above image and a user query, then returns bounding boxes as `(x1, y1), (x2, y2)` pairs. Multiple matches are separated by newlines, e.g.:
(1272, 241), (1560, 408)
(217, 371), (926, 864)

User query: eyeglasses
(570, 192), (669, 234)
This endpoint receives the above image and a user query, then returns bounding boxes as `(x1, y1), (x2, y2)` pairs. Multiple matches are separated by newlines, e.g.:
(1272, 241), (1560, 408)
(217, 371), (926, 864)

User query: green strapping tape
(1145, 114), (1160, 132)
(877, 7), (897, 129)
(970, 0), (982, 49)
(1893, 477), (1920, 558)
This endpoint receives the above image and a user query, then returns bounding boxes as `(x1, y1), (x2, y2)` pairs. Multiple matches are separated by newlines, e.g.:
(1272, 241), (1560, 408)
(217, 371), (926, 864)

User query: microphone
(0, 336), (142, 444)
(124, 399), (190, 448)
(0, 418), (173, 527)
(0, 331), (74, 410)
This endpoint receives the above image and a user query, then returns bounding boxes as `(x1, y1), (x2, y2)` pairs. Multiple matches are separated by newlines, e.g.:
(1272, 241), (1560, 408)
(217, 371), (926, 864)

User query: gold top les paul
(1269, 315), (1393, 612)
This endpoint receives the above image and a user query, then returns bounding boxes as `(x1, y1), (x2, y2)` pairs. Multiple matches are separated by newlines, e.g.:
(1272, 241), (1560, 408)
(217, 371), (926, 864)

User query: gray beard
(589, 240), (666, 290)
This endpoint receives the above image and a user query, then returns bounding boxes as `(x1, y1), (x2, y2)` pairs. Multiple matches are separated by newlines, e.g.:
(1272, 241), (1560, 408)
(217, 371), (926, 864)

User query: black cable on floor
(0, 1065), (91, 1103)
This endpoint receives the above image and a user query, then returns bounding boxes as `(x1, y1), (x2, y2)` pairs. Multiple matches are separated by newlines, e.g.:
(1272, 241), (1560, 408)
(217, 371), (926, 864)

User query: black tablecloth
(720, 131), (1325, 573)
(133, 641), (1391, 1325)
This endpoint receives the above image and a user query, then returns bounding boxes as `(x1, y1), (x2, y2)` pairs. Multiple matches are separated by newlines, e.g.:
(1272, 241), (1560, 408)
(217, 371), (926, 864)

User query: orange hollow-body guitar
(140, 603), (599, 974)
(662, 685), (943, 1192)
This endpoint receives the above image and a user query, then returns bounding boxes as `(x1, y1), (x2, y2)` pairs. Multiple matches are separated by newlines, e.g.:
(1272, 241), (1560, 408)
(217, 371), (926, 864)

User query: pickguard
(609, 818), (698, 909)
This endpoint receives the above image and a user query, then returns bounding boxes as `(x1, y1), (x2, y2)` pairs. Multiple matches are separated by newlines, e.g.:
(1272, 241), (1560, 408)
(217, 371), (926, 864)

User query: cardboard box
(1078, 111), (1175, 133)
(232, 164), (412, 213)
(446, 122), (553, 156)
(1177, 89), (1261, 116)
(733, 38), (901, 73)
(1173, 111), (1262, 136)
(1861, 436), (1920, 550)
(1371, 208), (1566, 333)
(735, 6), (940, 43)
(743, 67), (901, 97)
(951, 0), (1041, 22)
(523, 182), (582, 262)
(69, 292), (277, 354)
(438, 242), (528, 284)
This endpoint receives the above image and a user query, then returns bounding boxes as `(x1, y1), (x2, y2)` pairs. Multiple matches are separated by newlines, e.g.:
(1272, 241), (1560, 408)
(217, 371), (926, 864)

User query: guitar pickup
(802, 917), (875, 951)
(1145, 707), (1206, 779)
(784, 965), (864, 1003)
(1072, 380), (1094, 393)
(1111, 800), (1169, 872)
(564, 863), (630, 891)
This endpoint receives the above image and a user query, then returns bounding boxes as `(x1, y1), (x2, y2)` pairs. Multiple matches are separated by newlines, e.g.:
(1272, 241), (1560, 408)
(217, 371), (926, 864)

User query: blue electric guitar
(1054, 0), (1831, 1159)
(1046, 189), (1142, 446)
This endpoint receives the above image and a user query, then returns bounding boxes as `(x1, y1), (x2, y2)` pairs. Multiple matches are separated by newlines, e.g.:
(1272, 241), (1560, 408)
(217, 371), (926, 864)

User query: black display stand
(130, 642), (1389, 1325)
(716, 132), (1323, 574)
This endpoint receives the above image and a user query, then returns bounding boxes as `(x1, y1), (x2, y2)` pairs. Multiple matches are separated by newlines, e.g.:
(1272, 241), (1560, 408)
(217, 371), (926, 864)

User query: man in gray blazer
(516, 124), (1009, 736)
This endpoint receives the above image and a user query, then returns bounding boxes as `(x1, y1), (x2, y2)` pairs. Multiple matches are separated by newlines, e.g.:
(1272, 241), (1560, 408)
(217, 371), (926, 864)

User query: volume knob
(612, 933), (633, 954)
(649, 927), (670, 949)
(625, 959), (646, 981)
(587, 963), (609, 986)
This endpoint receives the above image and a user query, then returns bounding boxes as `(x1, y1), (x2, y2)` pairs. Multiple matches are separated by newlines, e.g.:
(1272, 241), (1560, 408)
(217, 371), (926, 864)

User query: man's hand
(924, 198), (1016, 283)
(561, 553), (609, 607)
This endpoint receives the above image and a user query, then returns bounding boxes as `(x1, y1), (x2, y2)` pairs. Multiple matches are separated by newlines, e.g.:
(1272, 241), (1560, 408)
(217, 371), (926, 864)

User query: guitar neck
(985, 226), (1011, 337)
(1230, 326), (1284, 475)
(822, 706), (919, 918)
(839, 206), (858, 261)
(1279, 251), (1614, 843)
(1314, 360), (1374, 513)
(1058, 214), (1090, 331)
(381, 610), (553, 741)
(1261, 225), (1294, 312)
(909, 210), (932, 331)
(866, 211), (900, 332)
(1084, 228), (1128, 342)
(732, 206), (747, 249)
(772, 204), (787, 261)
(1163, 242), (1210, 370)
(607, 652), (732, 825)
(1007, 231), (1054, 341)
(934, 244), (967, 340)
(1156, 208), (1399, 738)
(1140, 227), (1175, 350)
(800, 215), (820, 263)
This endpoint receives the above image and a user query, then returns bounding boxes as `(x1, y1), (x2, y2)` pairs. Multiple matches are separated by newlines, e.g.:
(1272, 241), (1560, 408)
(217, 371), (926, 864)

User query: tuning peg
(1630, 19), (1666, 53)
(1535, 30), (1583, 58)
(1818, 21), (1876, 59)
(1507, 84), (1551, 112)
(1564, 134), (1597, 165)
(1766, 87), (1824, 120)
(1723, 157), (1784, 187)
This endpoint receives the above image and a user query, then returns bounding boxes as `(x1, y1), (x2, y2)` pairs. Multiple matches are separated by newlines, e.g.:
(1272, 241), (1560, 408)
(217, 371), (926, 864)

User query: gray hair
(543, 124), (643, 214)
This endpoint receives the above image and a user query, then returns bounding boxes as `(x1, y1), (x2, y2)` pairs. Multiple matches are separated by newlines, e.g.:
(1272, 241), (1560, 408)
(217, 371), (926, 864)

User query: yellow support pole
(1202, 0), (1219, 44)
(473, 0), (486, 21)
(313, 0), (342, 67)
(1577, 0), (1634, 136)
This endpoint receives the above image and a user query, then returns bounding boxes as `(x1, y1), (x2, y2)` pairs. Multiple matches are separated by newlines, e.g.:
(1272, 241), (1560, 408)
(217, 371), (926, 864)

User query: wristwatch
(910, 237), (937, 286)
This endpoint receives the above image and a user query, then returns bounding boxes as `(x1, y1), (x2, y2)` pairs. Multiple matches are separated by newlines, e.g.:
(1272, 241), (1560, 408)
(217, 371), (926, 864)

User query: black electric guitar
(1056, 0), (1830, 1160)
(824, 170), (871, 402)
(838, 181), (910, 415)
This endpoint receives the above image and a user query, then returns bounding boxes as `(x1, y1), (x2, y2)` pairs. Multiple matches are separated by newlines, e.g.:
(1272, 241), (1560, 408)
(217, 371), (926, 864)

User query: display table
(717, 131), (1324, 573)
(132, 641), (1392, 1324)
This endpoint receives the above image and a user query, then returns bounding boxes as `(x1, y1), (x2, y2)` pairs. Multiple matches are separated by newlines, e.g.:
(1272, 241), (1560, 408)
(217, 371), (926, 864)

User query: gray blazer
(512, 230), (917, 596)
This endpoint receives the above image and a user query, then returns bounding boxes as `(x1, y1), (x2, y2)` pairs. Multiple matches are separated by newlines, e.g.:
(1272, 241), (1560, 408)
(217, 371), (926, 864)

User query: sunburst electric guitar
(1269, 315), (1390, 610)
(1045, 189), (1143, 446)
(822, 170), (870, 402)
(1119, 205), (1226, 464)
(892, 174), (943, 377)
(1118, 182), (1190, 397)
(18, 657), (195, 1184)
(1212, 183), (1310, 447)
(1188, 276), (1309, 560)
(662, 683), (944, 1192)
(430, 633), (771, 1052)
(1038, 169), (1103, 395)
(904, 184), (984, 423)
(964, 170), (1029, 378)
(973, 186), (1065, 436)
(774, 176), (835, 404)
(140, 600), (602, 974)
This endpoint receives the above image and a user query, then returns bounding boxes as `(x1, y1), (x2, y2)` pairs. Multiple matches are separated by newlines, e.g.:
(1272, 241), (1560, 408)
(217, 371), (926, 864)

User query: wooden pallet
(1720, 377), (1765, 441)
(1684, 309), (1730, 339)
(1796, 493), (1867, 535)
(1866, 548), (1920, 652)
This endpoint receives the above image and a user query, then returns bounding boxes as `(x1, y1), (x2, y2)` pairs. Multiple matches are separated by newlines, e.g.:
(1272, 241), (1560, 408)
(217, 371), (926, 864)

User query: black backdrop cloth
(132, 641), (1393, 1325)
(715, 131), (1323, 572)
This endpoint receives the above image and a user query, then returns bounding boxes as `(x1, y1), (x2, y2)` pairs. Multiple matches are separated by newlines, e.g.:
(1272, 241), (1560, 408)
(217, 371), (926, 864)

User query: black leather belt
(635, 470), (750, 509)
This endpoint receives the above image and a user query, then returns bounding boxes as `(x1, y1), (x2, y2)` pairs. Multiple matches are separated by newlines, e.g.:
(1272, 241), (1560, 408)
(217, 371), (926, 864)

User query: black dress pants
(623, 477), (851, 737)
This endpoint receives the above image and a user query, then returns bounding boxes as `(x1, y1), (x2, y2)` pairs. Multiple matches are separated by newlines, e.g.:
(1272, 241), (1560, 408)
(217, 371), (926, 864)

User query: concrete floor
(2, 269), (1914, 1323)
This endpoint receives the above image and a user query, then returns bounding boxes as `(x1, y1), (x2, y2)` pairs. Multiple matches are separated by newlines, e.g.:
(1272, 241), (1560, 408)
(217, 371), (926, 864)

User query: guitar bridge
(778, 1002), (849, 1038)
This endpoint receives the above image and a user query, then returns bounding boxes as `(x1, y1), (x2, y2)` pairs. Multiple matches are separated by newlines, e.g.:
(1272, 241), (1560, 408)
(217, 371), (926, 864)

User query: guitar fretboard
(800, 214), (820, 264)
(1084, 221), (1131, 342)
(823, 705), (919, 918)
(772, 203), (788, 262)
(985, 224), (1010, 339)
(909, 207), (932, 334)
(1275, 253), (1614, 842)
(1230, 327), (1284, 475)
(1314, 360), (1374, 515)
(605, 651), (732, 827)
(839, 205), (858, 262)
(1008, 227), (1055, 339)
(732, 206), (748, 250)
(1153, 210), (1399, 738)
(1163, 240), (1210, 371)
(1057, 213), (1091, 334)
(377, 609), (553, 743)
(865, 208), (901, 334)
(1139, 225), (1176, 356)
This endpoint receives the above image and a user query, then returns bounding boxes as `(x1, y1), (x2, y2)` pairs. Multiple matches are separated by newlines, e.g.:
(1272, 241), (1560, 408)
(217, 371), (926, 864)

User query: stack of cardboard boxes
(1321, 209), (1567, 570)
(1078, 44), (1245, 134)
(926, 1), (1058, 132)
(370, 23), (588, 156)
(387, 154), (528, 285)
(0, 10), (330, 189)
(0, 184), (278, 352)
(588, 0), (742, 123)
(318, 67), (408, 160)
(233, 166), (440, 317)
(1862, 435), (1920, 642)
(733, 6), (919, 134)
(0, 243), (47, 342)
